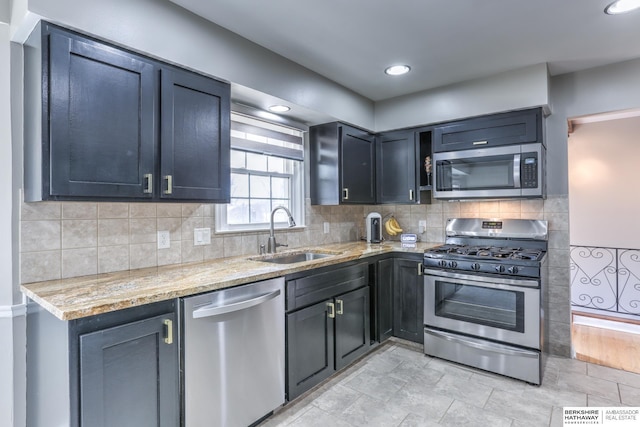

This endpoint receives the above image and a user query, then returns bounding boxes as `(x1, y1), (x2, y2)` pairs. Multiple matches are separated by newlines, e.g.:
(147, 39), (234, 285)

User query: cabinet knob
(164, 175), (173, 195)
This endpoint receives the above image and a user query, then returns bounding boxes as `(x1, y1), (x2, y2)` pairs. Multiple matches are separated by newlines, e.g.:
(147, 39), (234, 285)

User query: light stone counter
(21, 241), (437, 321)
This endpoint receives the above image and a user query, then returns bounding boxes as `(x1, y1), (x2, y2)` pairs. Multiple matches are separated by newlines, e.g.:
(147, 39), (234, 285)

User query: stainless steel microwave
(433, 143), (545, 200)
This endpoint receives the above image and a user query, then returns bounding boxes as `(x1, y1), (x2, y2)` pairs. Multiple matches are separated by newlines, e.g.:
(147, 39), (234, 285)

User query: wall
(375, 63), (549, 132)
(568, 117), (640, 249)
(10, 0), (374, 129)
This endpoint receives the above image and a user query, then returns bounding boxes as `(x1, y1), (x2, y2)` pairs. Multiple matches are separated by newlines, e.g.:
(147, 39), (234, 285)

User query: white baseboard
(573, 314), (640, 335)
(0, 303), (27, 318)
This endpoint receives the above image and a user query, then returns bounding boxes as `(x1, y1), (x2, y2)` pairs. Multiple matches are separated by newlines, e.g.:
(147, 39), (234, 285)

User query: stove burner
(425, 245), (543, 261)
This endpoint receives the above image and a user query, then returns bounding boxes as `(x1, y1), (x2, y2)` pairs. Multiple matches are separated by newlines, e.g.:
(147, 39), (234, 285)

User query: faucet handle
(276, 243), (288, 248)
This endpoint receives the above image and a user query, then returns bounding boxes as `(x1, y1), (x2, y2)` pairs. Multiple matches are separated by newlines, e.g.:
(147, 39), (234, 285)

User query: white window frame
(215, 114), (305, 233)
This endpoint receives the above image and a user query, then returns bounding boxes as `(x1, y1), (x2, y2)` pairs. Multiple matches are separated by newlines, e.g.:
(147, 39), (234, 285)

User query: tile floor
(260, 339), (640, 427)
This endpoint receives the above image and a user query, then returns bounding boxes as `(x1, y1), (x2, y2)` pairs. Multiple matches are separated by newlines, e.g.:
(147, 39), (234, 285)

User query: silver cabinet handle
(513, 154), (521, 188)
(417, 262), (424, 276)
(163, 319), (173, 344)
(336, 299), (344, 315)
(327, 302), (335, 318)
(342, 188), (349, 200)
(192, 289), (280, 319)
(164, 175), (173, 195)
(409, 189), (414, 201)
(143, 173), (153, 194)
(472, 140), (488, 145)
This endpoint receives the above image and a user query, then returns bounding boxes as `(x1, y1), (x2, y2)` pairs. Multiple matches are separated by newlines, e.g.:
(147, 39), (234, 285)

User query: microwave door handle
(513, 154), (521, 188)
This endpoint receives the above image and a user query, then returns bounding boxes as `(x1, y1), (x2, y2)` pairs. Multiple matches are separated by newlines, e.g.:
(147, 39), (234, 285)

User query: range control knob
(438, 260), (448, 268)
(507, 266), (519, 274)
(495, 265), (506, 273)
(448, 261), (458, 269)
(471, 263), (481, 271)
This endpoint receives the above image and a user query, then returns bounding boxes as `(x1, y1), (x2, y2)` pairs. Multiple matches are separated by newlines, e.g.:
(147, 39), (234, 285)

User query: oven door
(433, 143), (543, 199)
(424, 269), (540, 349)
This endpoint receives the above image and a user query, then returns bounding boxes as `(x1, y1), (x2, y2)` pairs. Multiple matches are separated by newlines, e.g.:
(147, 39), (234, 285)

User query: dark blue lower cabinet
(78, 313), (179, 427)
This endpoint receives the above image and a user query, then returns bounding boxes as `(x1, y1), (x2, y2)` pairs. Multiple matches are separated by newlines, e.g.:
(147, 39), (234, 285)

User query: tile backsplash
(19, 195), (570, 356)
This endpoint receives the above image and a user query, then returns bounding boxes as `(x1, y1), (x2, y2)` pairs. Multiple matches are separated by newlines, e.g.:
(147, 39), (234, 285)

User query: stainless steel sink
(251, 251), (336, 264)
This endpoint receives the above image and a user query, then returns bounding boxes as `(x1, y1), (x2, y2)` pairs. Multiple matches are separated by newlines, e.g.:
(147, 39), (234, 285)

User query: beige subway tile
(62, 202), (98, 219)
(157, 204), (182, 218)
(62, 220), (97, 249)
(202, 204), (214, 218)
(544, 212), (569, 231)
(21, 220), (61, 252)
(130, 218), (156, 244)
(549, 230), (570, 250)
(181, 240), (204, 263)
(480, 201), (501, 216)
(98, 245), (130, 274)
(158, 240), (182, 266)
(130, 203), (157, 218)
(204, 238), (224, 260)
(498, 200), (521, 215)
(157, 217), (182, 241)
(426, 228), (445, 243)
(182, 204), (204, 218)
(544, 196), (569, 213)
(62, 248), (98, 278)
(181, 216), (204, 240)
(21, 201), (61, 221)
(98, 219), (129, 246)
(241, 234), (260, 255)
(521, 199), (544, 214)
(20, 251), (61, 283)
(130, 243), (157, 269)
(98, 203), (129, 219)
(222, 235), (244, 257)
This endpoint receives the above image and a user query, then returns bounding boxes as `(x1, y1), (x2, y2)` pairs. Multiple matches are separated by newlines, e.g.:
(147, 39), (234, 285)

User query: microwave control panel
(521, 153), (538, 188)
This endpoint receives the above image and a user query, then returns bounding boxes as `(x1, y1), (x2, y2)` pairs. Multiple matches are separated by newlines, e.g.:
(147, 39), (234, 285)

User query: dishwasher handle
(192, 289), (281, 319)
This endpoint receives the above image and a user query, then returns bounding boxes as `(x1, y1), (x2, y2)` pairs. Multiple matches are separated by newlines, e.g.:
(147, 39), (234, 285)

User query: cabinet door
(394, 258), (425, 344)
(376, 130), (417, 204)
(335, 286), (371, 370)
(79, 313), (178, 427)
(433, 109), (540, 152)
(375, 258), (394, 342)
(340, 125), (376, 204)
(286, 300), (335, 400)
(48, 30), (156, 199)
(160, 67), (230, 201)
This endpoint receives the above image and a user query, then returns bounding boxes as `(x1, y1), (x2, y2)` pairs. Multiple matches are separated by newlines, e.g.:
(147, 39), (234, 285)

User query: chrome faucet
(267, 206), (296, 253)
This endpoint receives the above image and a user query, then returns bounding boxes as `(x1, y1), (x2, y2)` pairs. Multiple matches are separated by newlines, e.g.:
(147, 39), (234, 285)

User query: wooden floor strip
(572, 321), (640, 374)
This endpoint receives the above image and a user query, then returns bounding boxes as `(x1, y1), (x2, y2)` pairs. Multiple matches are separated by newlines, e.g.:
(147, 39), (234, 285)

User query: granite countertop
(21, 241), (437, 321)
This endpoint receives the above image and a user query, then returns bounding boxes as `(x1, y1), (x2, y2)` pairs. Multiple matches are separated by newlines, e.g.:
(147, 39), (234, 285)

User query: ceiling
(169, 0), (640, 103)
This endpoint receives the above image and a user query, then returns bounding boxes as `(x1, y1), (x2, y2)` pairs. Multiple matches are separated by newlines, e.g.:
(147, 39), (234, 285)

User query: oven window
(437, 155), (515, 191)
(434, 280), (524, 332)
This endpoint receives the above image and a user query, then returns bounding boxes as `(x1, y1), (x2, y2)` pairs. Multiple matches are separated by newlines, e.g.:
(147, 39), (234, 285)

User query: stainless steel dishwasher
(181, 277), (285, 427)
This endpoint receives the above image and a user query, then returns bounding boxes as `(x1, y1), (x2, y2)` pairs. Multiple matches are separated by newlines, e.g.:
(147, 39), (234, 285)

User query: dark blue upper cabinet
(24, 22), (230, 202)
(160, 67), (230, 202)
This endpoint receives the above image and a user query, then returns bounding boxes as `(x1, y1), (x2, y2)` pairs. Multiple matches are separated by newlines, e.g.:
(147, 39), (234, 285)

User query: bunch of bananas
(384, 217), (403, 236)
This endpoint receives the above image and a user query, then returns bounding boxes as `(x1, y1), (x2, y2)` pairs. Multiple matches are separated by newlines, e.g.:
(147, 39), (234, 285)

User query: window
(216, 113), (305, 232)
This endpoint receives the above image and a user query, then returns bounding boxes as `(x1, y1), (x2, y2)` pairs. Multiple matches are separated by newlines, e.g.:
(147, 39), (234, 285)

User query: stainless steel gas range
(423, 218), (548, 384)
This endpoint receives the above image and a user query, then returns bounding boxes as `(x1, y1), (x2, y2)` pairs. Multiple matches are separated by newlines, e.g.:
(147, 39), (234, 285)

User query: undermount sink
(251, 251), (336, 264)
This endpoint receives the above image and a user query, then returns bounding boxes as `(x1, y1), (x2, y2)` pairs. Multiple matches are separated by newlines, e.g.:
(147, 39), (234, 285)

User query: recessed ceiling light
(384, 65), (411, 76)
(268, 105), (290, 113)
(605, 0), (640, 14)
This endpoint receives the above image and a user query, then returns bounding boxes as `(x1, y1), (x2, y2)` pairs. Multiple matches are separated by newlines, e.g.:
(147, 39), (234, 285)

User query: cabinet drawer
(433, 109), (541, 152)
(286, 263), (368, 311)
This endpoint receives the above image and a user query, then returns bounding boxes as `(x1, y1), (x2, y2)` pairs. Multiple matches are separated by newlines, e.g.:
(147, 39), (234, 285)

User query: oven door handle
(423, 268), (539, 288)
(424, 328), (539, 358)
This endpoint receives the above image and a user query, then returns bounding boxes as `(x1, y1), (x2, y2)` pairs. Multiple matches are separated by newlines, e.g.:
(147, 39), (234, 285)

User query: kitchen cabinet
(26, 299), (178, 427)
(286, 262), (371, 399)
(309, 122), (376, 205)
(394, 256), (425, 344)
(376, 127), (433, 204)
(373, 257), (394, 343)
(24, 21), (230, 202)
(433, 108), (542, 152)
(376, 130), (418, 204)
